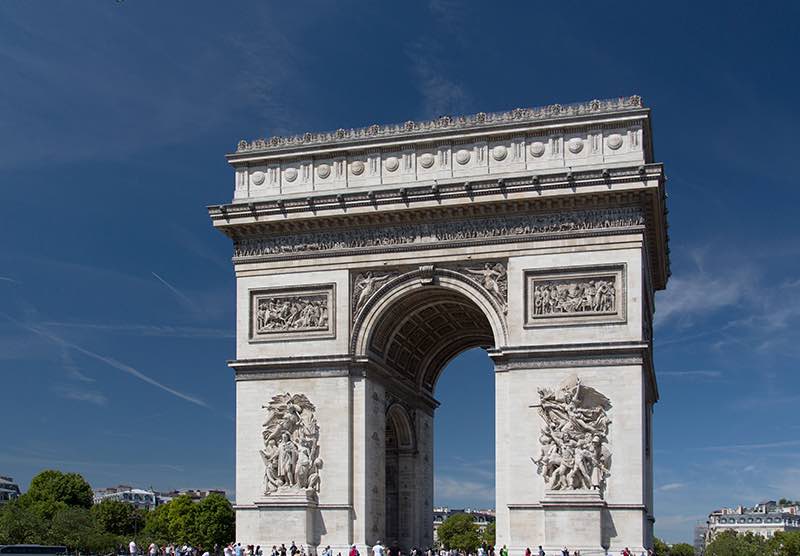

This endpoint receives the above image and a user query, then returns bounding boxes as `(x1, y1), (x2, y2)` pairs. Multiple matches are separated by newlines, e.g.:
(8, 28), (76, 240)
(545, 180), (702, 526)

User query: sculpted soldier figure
(260, 393), (323, 495)
(531, 374), (612, 492)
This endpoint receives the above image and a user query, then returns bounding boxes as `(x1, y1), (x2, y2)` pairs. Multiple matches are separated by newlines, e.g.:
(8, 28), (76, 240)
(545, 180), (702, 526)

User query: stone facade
(209, 96), (669, 554)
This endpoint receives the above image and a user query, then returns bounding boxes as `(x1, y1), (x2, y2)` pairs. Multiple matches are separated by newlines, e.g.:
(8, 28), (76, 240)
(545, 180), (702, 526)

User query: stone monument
(208, 96), (669, 554)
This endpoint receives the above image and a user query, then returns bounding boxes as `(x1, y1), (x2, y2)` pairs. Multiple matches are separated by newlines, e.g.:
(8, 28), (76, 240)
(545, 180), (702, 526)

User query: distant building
(0, 476), (20, 504)
(433, 507), (495, 542)
(705, 500), (800, 545)
(156, 488), (227, 504)
(93, 485), (158, 510)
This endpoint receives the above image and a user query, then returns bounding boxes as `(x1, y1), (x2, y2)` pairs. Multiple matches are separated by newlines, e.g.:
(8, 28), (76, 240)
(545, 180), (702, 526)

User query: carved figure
(353, 272), (392, 312)
(256, 295), (328, 333)
(533, 277), (616, 316)
(233, 208), (645, 260)
(260, 393), (323, 494)
(463, 262), (507, 311)
(531, 374), (611, 492)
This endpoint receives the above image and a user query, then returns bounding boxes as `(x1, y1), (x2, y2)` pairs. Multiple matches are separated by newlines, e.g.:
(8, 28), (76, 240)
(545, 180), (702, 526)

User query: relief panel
(525, 265), (626, 327)
(249, 284), (335, 342)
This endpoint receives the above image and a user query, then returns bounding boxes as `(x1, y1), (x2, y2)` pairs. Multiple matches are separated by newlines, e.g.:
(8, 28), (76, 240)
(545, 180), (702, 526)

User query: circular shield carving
(419, 153), (435, 169)
(251, 171), (266, 186)
(284, 168), (298, 182)
(491, 145), (507, 161)
(351, 160), (365, 176)
(568, 138), (584, 154)
(385, 156), (400, 172)
(317, 163), (331, 179)
(455, 149), (471, 165)
(607, 134), (623, 150)
(529, 142), (545, 158)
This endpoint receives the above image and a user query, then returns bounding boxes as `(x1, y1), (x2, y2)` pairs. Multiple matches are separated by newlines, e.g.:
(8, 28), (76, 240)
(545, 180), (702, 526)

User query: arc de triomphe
(209, 96), (669, 554)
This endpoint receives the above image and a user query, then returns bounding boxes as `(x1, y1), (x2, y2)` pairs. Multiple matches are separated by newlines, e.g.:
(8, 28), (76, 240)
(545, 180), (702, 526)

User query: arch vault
(210, 96), (669, 554)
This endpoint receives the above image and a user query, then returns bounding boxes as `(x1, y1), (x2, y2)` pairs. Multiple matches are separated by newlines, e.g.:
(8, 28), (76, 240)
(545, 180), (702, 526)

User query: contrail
(2, 313), (209, 408)
(151, 271), (198, 312)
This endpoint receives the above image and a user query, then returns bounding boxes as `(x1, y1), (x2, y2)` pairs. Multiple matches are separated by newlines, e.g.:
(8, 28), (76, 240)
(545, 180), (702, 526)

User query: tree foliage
(25, 470), (94, 509)
(668, 543), (695, 556)
(0, 470), (234, 553)
(767, 531), (800, 556)
(437, 513), (481, 553)
(480, 521), (496, 548)
(705, 530), (766, 556)
(652, 537), (670, 556)
(92, 499), (146, 537)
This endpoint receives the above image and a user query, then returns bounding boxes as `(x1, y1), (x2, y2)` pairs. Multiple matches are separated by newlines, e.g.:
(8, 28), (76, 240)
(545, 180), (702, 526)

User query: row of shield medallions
(235, 129), (642, 199)
(247, 263), (625, 343)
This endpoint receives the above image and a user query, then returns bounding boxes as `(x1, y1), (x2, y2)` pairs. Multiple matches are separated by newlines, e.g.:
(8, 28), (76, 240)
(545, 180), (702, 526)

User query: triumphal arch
(208, 96), (669, 554)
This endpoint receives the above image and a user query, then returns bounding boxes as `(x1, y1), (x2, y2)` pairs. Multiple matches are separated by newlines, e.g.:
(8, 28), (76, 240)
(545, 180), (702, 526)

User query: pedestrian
(322, 546), (332, 556)
(525, 548), (531, 556)
(372, 540), (385, 556)
(537, 547), (545, 556)
(130, 540), (138, 556)
(349, 545), (360, 556)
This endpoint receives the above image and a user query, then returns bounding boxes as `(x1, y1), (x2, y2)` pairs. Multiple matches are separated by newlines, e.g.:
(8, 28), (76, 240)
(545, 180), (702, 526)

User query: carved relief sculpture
(260, 393), (323, 495)
(531, 374), (611, 492)
(233, 207), (645, 261)
(256, 294), (329, 332)
(462, 262), (508, 313)
(533, 276), (616, 316)
(250, 285), (334, 341)
(353, 271), (393, 314)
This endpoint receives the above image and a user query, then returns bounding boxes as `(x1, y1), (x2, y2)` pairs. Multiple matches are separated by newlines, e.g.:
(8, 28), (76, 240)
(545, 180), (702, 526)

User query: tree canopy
(0, 470), (235, 553)
(437, 513), (482, 553)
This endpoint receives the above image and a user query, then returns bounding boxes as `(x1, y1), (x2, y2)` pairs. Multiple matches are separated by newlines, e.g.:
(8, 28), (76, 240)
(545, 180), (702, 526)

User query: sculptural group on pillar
(260, 393), (323, 495)
(532, 374), (612, 492)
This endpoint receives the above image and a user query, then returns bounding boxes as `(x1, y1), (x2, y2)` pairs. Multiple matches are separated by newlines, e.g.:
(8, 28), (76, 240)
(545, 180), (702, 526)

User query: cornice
(208, 163), (664, 225)
(231, 95), (645, 158)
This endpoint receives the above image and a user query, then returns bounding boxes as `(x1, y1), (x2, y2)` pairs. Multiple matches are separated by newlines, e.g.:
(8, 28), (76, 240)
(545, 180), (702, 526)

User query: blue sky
(1, 1), (799, 544)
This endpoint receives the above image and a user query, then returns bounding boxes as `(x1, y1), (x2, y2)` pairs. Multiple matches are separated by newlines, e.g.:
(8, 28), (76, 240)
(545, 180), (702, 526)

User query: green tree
(480, 521), (495, 548)
(192, 493), (235, 548)
(92, 499), (145, 537)
(0, 501), (48, 544)
(437, 513), (481, 553)
(143, 495), (198, 545)
(705, 530), (766, 556)
(767, 530), (800, 556)
(25, 470), (93, 509)
(668, 543), (695, 556)
(653, 537), (670, 556)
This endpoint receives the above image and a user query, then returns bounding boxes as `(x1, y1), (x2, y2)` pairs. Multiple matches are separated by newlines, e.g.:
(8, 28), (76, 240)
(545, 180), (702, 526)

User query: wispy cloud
(3, 315), (209, 408)
(41, 320), (234, 339)
(660, 370), (723, 380)
(53, 384), (108, 406)
(658, 482), (687, 492)
(406, 40), (471, 118)
(435, 476), (494, 505)
(655, 253), (754, 326)
(0, 276), (20, 284)
(701, 439), (800, 452)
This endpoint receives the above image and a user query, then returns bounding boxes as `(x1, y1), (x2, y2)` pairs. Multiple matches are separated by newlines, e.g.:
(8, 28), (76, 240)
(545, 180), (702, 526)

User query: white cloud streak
(3, 314), (209, 408)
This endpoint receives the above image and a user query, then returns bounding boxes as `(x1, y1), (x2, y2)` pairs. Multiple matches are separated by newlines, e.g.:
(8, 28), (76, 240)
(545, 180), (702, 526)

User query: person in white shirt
(372, 541), (385, 556)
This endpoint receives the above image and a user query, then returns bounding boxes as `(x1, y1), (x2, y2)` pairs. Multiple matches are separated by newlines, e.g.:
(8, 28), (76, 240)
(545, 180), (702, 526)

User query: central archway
(353, 267), (505, 549)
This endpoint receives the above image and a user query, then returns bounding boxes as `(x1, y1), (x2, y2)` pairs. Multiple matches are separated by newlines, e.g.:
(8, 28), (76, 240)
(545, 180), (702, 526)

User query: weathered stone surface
(210, 97), (668, 554)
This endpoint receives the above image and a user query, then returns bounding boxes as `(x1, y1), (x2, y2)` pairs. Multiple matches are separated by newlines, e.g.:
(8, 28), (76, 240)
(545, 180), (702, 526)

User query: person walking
(537, 547), (545, 556)
(130, 540), (138, 556)
(525, 548), (531, 556)
(372, 540), (385, 556)
(349, 545), (360, 556)
(499, 546), (508, 556)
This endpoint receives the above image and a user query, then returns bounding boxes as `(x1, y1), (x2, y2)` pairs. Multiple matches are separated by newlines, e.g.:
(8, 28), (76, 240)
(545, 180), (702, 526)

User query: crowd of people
(125, 540), (655, 556)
